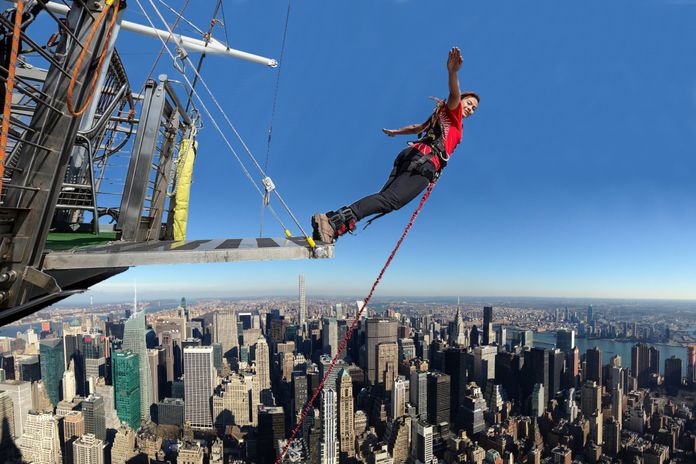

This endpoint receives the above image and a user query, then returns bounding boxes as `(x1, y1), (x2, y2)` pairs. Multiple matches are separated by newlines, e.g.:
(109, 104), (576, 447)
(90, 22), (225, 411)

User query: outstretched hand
(382, 128), (397, 137)
(447, 47), (463, 73)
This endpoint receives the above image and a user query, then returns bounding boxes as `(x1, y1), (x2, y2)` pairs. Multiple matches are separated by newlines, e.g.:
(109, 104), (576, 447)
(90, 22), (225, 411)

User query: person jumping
(311, 47), (479, 243)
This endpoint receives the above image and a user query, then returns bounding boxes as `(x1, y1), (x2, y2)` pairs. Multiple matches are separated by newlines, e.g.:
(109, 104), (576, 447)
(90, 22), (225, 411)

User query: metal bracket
(22, 266), (61, 294)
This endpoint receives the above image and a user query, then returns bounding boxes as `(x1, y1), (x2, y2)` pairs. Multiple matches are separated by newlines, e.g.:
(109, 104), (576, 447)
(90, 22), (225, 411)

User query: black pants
(349, 147), (431, 221)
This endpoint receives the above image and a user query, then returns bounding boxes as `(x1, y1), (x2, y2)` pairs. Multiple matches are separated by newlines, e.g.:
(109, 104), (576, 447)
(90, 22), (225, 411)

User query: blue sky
(69, 0), (696, 303)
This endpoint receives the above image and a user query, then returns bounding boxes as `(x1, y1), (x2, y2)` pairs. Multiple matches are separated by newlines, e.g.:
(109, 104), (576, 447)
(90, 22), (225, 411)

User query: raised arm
(446, 47), (463, 110)
(382, 120), (429, 137)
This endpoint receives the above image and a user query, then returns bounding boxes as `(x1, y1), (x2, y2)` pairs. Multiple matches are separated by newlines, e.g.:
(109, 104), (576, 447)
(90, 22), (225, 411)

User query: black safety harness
(409, 107), (450, 182)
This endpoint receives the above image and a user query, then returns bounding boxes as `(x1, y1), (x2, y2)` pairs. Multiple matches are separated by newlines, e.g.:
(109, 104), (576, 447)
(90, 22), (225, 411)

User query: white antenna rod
(35, 1), (278, 67)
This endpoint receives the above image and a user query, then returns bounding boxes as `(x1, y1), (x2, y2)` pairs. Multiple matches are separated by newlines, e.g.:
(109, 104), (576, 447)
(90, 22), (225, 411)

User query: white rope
(134, 0), (291, 233)
(140, 0), (311, 240)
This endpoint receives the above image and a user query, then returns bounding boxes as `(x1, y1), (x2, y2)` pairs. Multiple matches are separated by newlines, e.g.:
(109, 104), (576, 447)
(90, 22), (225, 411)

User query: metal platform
(42, 237), (333, 270)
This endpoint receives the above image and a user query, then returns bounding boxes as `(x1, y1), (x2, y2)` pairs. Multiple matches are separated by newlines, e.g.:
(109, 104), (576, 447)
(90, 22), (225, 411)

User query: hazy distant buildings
(299, 275), (306, 327)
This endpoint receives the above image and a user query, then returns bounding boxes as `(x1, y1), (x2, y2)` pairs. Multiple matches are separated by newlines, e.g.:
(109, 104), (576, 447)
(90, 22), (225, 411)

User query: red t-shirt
(409, 101), (463, 171)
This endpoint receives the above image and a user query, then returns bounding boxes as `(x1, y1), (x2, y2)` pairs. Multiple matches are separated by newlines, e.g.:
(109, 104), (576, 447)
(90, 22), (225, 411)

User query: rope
(275, 182), (436, 464)
(66, 0), (121, 117)
(139, 0), (313, 244)
(260, 0), (291, 236)
(134, 0), (293, 236)
(0, 0), (23, 192)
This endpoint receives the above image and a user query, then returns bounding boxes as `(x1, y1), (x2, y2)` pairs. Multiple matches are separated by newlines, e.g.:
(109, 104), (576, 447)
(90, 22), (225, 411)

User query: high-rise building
(444, 347), (468, 424)
(527, 348), (549, 404)
(426, 372), (450, 426)
(664, 356), (682, 387)
(531, 383), (545, 417)
(604, 416), (621, 456)
(587, 305), (593, 322)
(611, 386), (622, 425)
(688, 345), (696, 385)
(482, 306), (494, 345)
(411, 420), (434, 464)
(391, 377), (408, 420)
(73, 433), (104, 464)
(320, 388), (339, 464)
(81, 395), (106, 441)
(213, 310), (238, 360)
(409, 370), (428, 419)
(461, 383), (487, 435)
(184, 346), (216, 428)
(254, 337), (271, 392)
(322, 317), (338, 358)
(63, 360), (77, 402)
(337, 369), (355, 460)
(299, 275), (306, 327)
(386, 416), (411, 464)
(0, 379), (31, 437)
(581, 381), (602, 417)
(258, 406), (285, 464)
(178, 441), (204, 464)
(18, 411), (62, 464)
(549, 349), (565, 399)
(631, 343), (654, 388)
(450, 307), (469, 347)
(212, 372), (258, 427)
(39, 338), (64, 407)
(111, 425), (137, 464)
(112, 350), (141, 430)
(566, 346), (580, 389)
(147, 349), (160, 404)
(398, 338), (416, 363)
(365, 318), (397, 386)
(292, 371), (307, 422)
(376, 342), (398, 391)
(63, 410), (84, 441)
(122, 311), (152, 421)
(473, 345), (496, 387)
(0, 390), (14, 442)
(556, 330), (575, 352)
(586, 347), (602, 387)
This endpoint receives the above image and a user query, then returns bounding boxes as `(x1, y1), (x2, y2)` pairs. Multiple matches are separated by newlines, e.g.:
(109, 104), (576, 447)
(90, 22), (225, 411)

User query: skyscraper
(39, 338), (64, 407)
(258, 406), (285, 464)
(254, 337), (271, 392)
(664, 356), (682, 387)
(376, 342), (398, 391)
(409, 370), (428, 419)
(587, 305), (593, 323)
(337, 369), (355, 460)
(450, 307), (469, 347)
(444, 347), (468, 424)
(411, 420), (434, 464)
(0, 390), (14, 442)
(111, 425), (137, 464)
(73, 433), (104, 464)
(322, 317), (338, 358)
(320, 388), (339, 464)
(482, 306), (494, 345)
(426, 372), (450, 426)
(213, 310), (238, 360)
(586, 347), (602, 387)
(112, 350), (141, 430)
(63, 360), (77, 402)
(556, 329), (576, 352)
(688, 344), (696, 385)
(18, 411), (62, 464)
(122, 311), (152, 421)
(461, 383), (487, 435)
(365, 318), (397, 386)
(631, 343), (653, 388)
(184, 346), (216, 428)
(581, 380), (602, 417)
(391, 377), (408, 420)
(81, 395), (106, 441)
(299, 274), (306, 327)
(0, 380), (31, 437)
